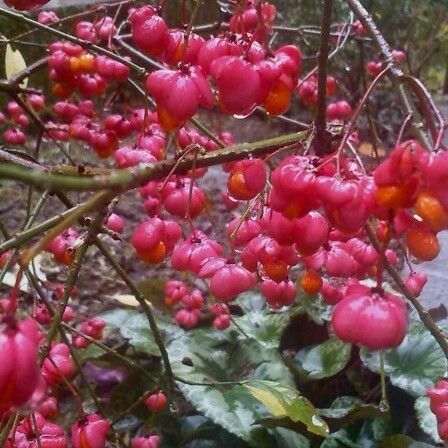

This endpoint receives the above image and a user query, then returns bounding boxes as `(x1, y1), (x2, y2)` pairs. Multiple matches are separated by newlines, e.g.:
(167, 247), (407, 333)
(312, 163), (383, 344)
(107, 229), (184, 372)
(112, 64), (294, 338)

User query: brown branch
(0, 131), (310, 192)
(8, 57), (48, 86)
(312, 0), (334, 156)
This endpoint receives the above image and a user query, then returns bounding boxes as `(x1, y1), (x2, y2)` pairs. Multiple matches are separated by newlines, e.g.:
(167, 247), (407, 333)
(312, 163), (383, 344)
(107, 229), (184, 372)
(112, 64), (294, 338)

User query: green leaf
(360, 321), (447, 396)
(101, 309), (182, 357)
(137, 278), (171, 314)
(300, 294), (332, 325)
(168, 326), (319, 444)
(234, 292), (268, 313)
(319, 396), (387, 431)
(414, 396), (442, 445)
(293, 338), (351, 379)
(76, 343), (107, 361)
(271, 428), (310, 448)
(233, 308), (296, 349)
(378, 435), (436, 447)
(320, 419), (392, 448)
(244, 380), (329, 437)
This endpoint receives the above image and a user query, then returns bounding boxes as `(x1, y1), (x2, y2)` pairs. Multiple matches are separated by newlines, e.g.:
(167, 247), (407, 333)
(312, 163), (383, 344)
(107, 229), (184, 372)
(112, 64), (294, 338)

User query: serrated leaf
(233, 308), (296, 349)
(414, 396), (442, 445)
(300, 294), (332, 325)
(234, 292), (268, 313)
(360, 321), (447, 396)
(100, 309), (181, 357)
(5, 44), (27, 87)
(168, 327), (308, 444)
(293, 338), (351, 379)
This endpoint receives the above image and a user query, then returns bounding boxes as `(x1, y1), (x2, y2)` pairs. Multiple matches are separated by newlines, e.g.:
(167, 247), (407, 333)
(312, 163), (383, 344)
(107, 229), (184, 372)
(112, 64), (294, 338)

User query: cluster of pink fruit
(0, 314), (164, 447)
(427, 380), (448, 443)
(0, 96), (43, 145)
(165, 280), (231, 330)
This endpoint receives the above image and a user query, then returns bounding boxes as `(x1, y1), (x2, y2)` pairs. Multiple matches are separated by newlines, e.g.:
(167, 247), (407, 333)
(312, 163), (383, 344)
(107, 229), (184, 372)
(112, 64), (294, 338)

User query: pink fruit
(181, 289), (204, 310)
(198, 37), (240, 73)
(95, 56), (130, 82)
(175, 309), (201, 329)
(130, 8), (169, 57)
(3, 128), (26, 145)
(106, 213), (125, 234)
(6, 413), (67, 448)
(0, 318), (41, 413)
(331, 289), (408, 349)
(227, 218), (261, 247)
(42, 343), (75, 386)
(38, 397), (59, 419)
(71, 414), (110, 448)
(404, 272), (428, 296)
(163, 29), (204, 65)
(209, 263), (256, 302)
(75, 21), (97, 42)
(366, 61), (383, 77)
(392, 49), (406, 64)
(145, 392), (167, 413)
(261, 279), (296, 309)
(227, 159), (267, 200)
(294, 212), (329, 256)
(162, 178), (205, 219)
(326, 100), (352, 120)
(38, 10), (59, 25)
(146, 66), (213, 130)
(260, 210), (295, 245)
(93, 16), (116, 41)
(131, 435), (160, 448)
(213, 314), (231, 330)
(28, 93), (45, 110)
(164, 280), (188, 303)
(210, 56), (262, 115)
(171, 232), (223, 273)
(114, 146), (157, 168)
(4, 0), (50, 11)
(131, 218), (181, 263)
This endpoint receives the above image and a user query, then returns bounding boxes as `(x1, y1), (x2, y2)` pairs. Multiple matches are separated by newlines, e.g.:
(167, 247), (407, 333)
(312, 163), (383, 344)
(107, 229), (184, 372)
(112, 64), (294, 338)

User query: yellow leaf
(244, 385), (288, 416)
(357, 141), (386, 158)
(108, 293), (141, 307)
(5, 44), (27, 88)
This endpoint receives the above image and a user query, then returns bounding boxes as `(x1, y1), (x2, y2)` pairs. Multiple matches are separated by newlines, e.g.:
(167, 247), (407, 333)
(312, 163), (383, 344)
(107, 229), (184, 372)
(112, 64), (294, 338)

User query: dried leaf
(5, 44), (27, 88)
(108, 293), (141, 307)
(357, 141), (386, 158)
